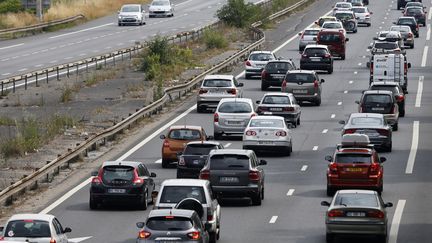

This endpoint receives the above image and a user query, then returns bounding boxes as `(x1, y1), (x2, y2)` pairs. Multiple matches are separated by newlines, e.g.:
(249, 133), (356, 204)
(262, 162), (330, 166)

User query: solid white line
(269, 216), (278, 224)
(49, 23), (114, 39)
(331, 114), (336, 118)
(312, 146), (318, 151)
(322, 129), (328, 134)
(405, 121), (419, 174)
(301, 165), (308, 171)
(68, 236), (93, 243)
(0, 43), (24, 50)
(421, 46), (428, 67)
(353, 71), (358, 74)
(427, 24), (431, 41)
(224, 143), (232, 148)
(388, 200), (406, 243)
(286, 189), (295, 196)
(429, 7), (432, 20)
(176, 0), (193, 6)
(154, 159), (162, 164)
(358, 63), (362, 66)
(415, 76), (424, 107)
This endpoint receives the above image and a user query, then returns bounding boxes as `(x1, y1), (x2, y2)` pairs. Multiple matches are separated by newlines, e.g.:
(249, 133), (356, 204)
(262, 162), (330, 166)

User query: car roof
(169, 125), (203, 130)
(102, 161), (142, 168)
(262, 92), (291, 97)
(161, 179), (209, 186)
(406, 6), (423, 9)
(363, 90), (394, 95)
(349, 113), (384, 119)
(203, 75), (233, 80)
(305, 44), (329, 49)
(337, 189), (377, 195)
(398, 16), (416, 20)
(352, 6), (367, 9)
(122, 4), (141, 7)
(335, 10), (354, 14)
(148, 209), (195, 218)
(251, 115), (285, 121)
(186, 141), (221, 146)
(287, 69), (316, 74)
(250, 51), (273, 54)
(7, 214), (54, 222)
(209, 149), (252, 156)
(323, 21), (342, 24)
(219, 98), (252, 104)
(370, 81), (400, 86)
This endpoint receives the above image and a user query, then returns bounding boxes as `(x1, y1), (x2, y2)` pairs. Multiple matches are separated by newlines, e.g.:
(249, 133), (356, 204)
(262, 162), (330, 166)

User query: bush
(203, 29), (228, 49)
(147, 36), (172, 65)
(216, 0), (262, 28)
(0, 0), (22, 14)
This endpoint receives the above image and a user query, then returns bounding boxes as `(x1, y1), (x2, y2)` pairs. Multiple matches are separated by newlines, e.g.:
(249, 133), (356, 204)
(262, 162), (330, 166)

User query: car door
(53, 218), (67, 243)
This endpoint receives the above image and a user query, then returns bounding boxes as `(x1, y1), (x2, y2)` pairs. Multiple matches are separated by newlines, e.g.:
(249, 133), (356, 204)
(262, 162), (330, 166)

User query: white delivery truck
(369, 53), (411, 92)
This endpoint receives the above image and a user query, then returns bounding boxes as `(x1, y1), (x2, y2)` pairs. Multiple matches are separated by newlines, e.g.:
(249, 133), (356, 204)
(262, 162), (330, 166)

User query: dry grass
(0, 12), (38, 28)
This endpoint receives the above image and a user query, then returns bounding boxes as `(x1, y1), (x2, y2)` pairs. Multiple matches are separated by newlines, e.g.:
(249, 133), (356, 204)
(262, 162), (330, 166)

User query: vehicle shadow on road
(217, 198), (253, 207)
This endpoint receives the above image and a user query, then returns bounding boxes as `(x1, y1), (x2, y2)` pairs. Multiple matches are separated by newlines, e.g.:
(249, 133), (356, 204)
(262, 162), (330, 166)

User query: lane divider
(421, 46), (428, 67)
(312, 146), (318, 151)
(415, 76), (424, 108)
(155, 159), (162, 164)
(405, 121), (419, 174)
(300, 165), (308, 171)
(427, 24), (430, 41)
(388, 199), (406, 243)
(322, 129), (328, 134)
(331, 114), (336, 119)
(224, 143), (232, 148)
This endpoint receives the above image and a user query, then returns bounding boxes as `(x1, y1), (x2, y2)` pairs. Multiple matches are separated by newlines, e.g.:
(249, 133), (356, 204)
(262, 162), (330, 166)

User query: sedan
(256, 92), (301, 127)
(403, 6), (426, 26)
(321, 190), (393, 243)
(389, 25), (415, 48)
(243, 116), (293, 155)
(321, 21), (347, 36)
(149, 0), (174, 17)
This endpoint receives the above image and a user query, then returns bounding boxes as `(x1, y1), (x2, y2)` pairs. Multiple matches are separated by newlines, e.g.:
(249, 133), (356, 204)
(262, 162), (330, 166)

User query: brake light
(367, 210), (385, 218)
(301, 54), (308, 58)
(324, 54), (331, 58)
(163, 140), (170, 147)
(404, 62), (408, 74)
(261, 70), (267, 79)
(370, 163), (380, 175)
(377, 129), (389, 136)
(329, 162), (338, 173)
(258, 106), (268, 112)
(178, 156), (185, 166)
(50, 239), (56, 243)
(314, 80), (319, 89)
(275, 130), (287, 136)
(199, 89), (208, 94)
(199, 170), (210, 180)
(281, 80), (287, 92)
(396, 94), (404, 102)
(133, 170), (144, 185)
(138, 230), (151, 239)
(249, 170), (260, 182)
(227, 88), (237, 95)
(245, 60), (251, 66)
(370, 62), (373, 74)
(283, 106), (294, 111)
(365, 13), (370, 17)
(187, 231), (201, 240)
(91, 176), (102, 185)
(343, 129), (356, 134)
(408, 33), (413, 38)
(328, 209), (344, 217)
(0, 236), (4, 240)
(207, 208), (214, 221)
(214, 113), (219, 123)
(245, 130), (257, 136)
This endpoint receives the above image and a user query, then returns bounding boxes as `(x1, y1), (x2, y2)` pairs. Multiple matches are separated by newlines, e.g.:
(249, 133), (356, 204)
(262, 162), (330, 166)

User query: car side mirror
(259, 159), (267, 165)
(205, 223), (212, 231)
(63, 227), (72, 233)
(244, 58), (248, 62)
(325, 155), (333, 162)
(392, 21), (397, 24)
(384, 202), (393, 208)
(160, 134), (166, 139)
(117, 10), (120, 14)
(338, 120), (346, 125)
(321, 201), (331, 206)
(370, 12), (373, 14)
(408, 63), (411, 68)
(150, 172), (157, 177)
(91, 171), (98, 176)
(176, 151), (183, 157)
(380, 157), (387, 163)
(320, 79), (325, 83)
(207, 135), (214, 140)
(356, 17), (360, 19)
(355, 100), (360, 104)
(136, 222), (145, 228)
(237, 83), (244, 87)
(314, 21), (318, 25)
(256, 100), (261, 104)
(373, 37), (378, 40)
(401, 10), (404, 13)
(367, 45), (372, 49)
(298, 32), (302, 36)
(345, 38), (349, 42)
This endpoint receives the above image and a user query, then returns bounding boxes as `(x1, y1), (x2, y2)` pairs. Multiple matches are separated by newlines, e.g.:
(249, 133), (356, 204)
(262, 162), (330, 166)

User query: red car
(316, 29), (349, 60)
(325, 134), (386, 196)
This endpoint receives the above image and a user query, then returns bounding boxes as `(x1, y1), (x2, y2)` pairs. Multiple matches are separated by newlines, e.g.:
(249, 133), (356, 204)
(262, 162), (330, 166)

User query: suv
(261, 59), (296, 90)
(369, 81), (406, 117)
(300, 44), (334, 73)
(148, 0), (174, 18)
(197, 75), (244, 113)
(325, 134), (387, 195)
(334, 10), (358, 33)
(118, 4), (145, 26)
(281, 70), (325, 106)
(199, 149), (267, 205)
(89, 161), (157, 209)
(315, 16), (338, 27)
(356, 90), (399, 130)
(177, 141), (224, 178)
(316, 30), (348, 60)
(153, 179), (221, 242)
(244, 51), (277, 79)
(394, 16), (419, 37)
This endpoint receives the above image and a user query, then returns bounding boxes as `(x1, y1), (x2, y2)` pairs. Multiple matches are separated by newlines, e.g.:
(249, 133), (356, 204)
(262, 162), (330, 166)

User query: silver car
(149, 0), (174, 18)
(298, 27), (320, 51)
(281, 70), (325, 106)
(389, 25), (415, 48)
(351, 6), (372, 26)
(256, 92), (301, 127)
(213, 98), (255, 140)
(118, 4), (145, 26)
(321, 190), (393, 243)
(197, 75), (243, 113)
(243, 116), (293, 156)
(244, 51), (277, 79)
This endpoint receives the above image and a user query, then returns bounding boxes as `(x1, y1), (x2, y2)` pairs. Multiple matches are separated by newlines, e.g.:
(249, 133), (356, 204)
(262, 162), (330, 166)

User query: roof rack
(337, 134), (374, 149)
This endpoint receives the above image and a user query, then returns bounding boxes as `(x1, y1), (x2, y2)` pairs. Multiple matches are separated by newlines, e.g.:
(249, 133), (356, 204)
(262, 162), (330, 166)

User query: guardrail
(0, 0), (311, 206)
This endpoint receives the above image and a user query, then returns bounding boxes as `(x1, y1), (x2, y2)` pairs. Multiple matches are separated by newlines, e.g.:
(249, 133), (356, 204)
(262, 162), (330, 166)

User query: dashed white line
(388, 200), (406, 243)
(415, 76), (424, 107)
(49, 23), (114, 39)
(286, 189), (295, 196)
(154, 159), (162, 164)
(0, 43), (24, 50)
(176, 0), (193, 6)
(64, 57), (73, 60)
(429, 7), (432, 20)
(224, 143), (232, 148)
(344, 90), (348, 94)
(427, 24), (431, 40)
(312, 146), (319, 151)
(1, 58), (10, 61)
(349, 80), (353, 84)
(331, 114), (336, 119)
(269, 216), (278, 224)
(405, 121), (419, 174)
(79, 53), (87, 56)
(322, 129), (328, 134)
(35, 64), (43, 67)
(301, 165), (308, 171)
(49, 60), (58, 64)
(337, 101), (342, 106)
(358, 63), (362, 66)
(353, 71), (358, 74)
(421, 46), (428, 67)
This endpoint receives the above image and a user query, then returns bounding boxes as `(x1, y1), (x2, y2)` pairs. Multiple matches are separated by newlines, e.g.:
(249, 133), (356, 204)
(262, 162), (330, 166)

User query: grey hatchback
(281, 70), (325, 106)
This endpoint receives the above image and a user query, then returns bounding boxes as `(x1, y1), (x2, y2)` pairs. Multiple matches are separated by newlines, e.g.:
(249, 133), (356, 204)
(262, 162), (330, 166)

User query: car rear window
(335, 154), (372, 163)
(203, 79), (232, 87)
(352, 8), (366, 13)
(335, 193), (378, 207)
(5, 220), (51, 238)
(249, 53), (274, 61)
(406, 8), (422, 14)
(350, 117), (383, 125)
(304, 29), (320, 36)
(374, 42), (398, 49)
(336, 3), (351, 8)
(390, 26), (409, 33)
(102, 166), (134, 183)
(151, 0), (170, 6)
(319, 33), (342, 43)
(398, 19), (415, 25)
(285, 73), (316, 83)
(262, 95), (291, 104)
(160, 186), (206, 203)
(249, 119), (284, 128)
(218, 102), (252, 113)
(370, 85), (399, 94)
(364, 94), (392, 104)
(304, 47), (328, 56)
(168, 129), (202, 140)
(184, 144), (218, 155)
(209, 154), (250, 170)
(335, 12), (354, 20)
(265, 62), (291, 71)
(323, 22), (342, 29)
(146, 217), (193, 231)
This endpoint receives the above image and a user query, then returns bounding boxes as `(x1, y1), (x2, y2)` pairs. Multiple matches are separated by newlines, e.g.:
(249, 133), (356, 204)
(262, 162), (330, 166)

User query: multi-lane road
(3, 0), (432, 242)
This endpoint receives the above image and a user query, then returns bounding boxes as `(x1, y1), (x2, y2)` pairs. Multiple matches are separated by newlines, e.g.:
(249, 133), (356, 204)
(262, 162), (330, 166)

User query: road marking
(405, 121), (419, 174)
(49, 60), (58, 64)
(427, 24), (431, 41)
(176, 0), (193, 6)
(358, 62), (362, 66)
(429, 7), (432, 20)
(224, 143), (232, 148)
(337, 101), (342, 105)
(322, 129), (328, 134)
(154, 159), (162, 164)
(49, 22), (114, 39)
(301, 165), (308, 171)
(331, 114), (336, 118)
(0, 43), (24, 50)
(269, 216), (278, 224)
(18, 68), (28, 72)
(286, 189), (295, 196)
(35, 64), (43, 67)
(421, 46), (428, 67)
(349, 80), (353, 84)
(415, 76), (424, 107)
(312, 146), (318, 151)
(64, 56), (73, 60)
(389, 200), (406, 243)
(1, 58), (10, 61)
(2, 73), (11, 76)
(344, 90), (348, 94)
(353, 71), (358, 74)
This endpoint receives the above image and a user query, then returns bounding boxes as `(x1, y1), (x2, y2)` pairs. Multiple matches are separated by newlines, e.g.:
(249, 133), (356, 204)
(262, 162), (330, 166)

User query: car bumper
(327, 177), (381, 189)
(214, 123), (246, 135)
(258, 111), (300, 123)
(291, 92), (320, 102)
(90, 192), (142, 202)
(368, 136), (392, 148)
(162, 148), (180, 161)
(245, 67), (264, 75)
(149, 12), (171, 17)
(212, 185), (260, 197)
(326, 221), (387, 235)
(262, 78), (284, 87)
(118, 19), (141, 24)
(300, 61), (332, 71)
(138, 240), (201, 243)
(177, 167), (201, 178)
(357, 18), (371, 24)
(243, 140), (291, 149)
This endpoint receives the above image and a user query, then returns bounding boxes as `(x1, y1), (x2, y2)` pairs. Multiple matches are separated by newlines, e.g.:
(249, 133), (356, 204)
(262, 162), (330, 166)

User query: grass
(84, 69), (117, 87)
(0, 117), (15, 126)
(60, 84), (80, 103)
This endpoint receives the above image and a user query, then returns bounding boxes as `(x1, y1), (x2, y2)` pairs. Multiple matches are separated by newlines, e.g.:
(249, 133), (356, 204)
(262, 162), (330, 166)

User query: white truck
(369, 53), (411, 92)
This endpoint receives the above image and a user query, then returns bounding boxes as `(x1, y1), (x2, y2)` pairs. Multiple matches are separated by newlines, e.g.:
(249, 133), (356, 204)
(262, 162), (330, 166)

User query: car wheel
(326, 185), (335, 196)
(315, 98), (321, 106)
(261, 187), (264, 200)
(209, 232), (217, 243)
(140, 191), (148, 210)
(176, 170), (183, 178)
(385, 142), (392, 152)
(197, 105), (205, 113)
(251, 192), (262, 206)
(162, 159), (170, 168)
(353, 28), (357, 33)
(118, 22), (122, 26)
(261, 82), (268, 91)
(297, 117), (300, 125)
(341, 55), (345, 60)
(285, 146), (292, 156)
(400, 109), (405, 117)
(326, 233), (335, 243)
(89, 197), (98, 210)
(328, 66), (333, 74)
(393, 123), (398, 131)
(415, 33), (419, 38)
(367, 23), (371, 27)
(214, 133), (223, 140)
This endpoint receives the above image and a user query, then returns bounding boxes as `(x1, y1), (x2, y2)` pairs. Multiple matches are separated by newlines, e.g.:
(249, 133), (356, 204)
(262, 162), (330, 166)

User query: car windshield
(146, 217), (193, 231)
(249, 119), (285, 128)
(335, 13), (354, 20)
(265, 62), (290, 71)
(350, 117), (383, 125)
(102, 166), (134, 183)
(218, 102), (252, 113)
(152, 1), (169, 6)
(285, 73), (316, 83)
(203, 79), (232, 87)
(319, 34), (342, 43)
(390, 27), (409, 33)
(352, 8), (366, 13)
(184, 144), (217, 155)
(406, 2), (422, 7)
(364, 94), (392, 104)
(323, 22), (342, 28)
(304, 29), (320, 35)
(121, 5), (140, 12)
(262, 95), (291, 104)
(335, 193), (379, 207)
(335, 154), (372, 163)
(5, 220), (51, 238)
(370, 85), (399, 94)
(168, 129), (202, 140)
(209, 154), (249, 170)
(374, 42), (398, 49)
(160, 186), (206, 203)
(249, 53), (274, 61)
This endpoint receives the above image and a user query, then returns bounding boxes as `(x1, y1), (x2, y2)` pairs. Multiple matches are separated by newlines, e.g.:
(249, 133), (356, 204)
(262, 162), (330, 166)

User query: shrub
(216, 0), (262, 28)
(147, 36), (172, 65)
(203, 29), (228, 49)
(0, 0), (22, 14)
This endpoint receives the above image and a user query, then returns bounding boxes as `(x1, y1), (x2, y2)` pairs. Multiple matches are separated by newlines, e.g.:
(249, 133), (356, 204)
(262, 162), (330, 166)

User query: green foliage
(216, 0), (262, 28)
(0, 0), (22, 14)
(203, 29), (228, 49)
(147, 36), (173, 65)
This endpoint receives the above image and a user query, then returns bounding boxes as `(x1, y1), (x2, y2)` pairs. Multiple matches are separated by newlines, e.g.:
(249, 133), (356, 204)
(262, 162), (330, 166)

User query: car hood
(119, 12), (141, 16)
(149, 6), (172, 11)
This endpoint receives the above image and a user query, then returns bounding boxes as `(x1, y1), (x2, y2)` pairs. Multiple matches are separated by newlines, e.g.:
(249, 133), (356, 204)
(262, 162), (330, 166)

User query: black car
(177, 141), (224, 179)
(394, 17), (419, 37)
(199, 149), (267, 205)
(403, 6), (427, 26)
(369, 81), (406, 117)
(261, 60), (296, 91)
(300, 44), (333, 74)
(398, 0), (422, 10)
(89, 161), (156, 209)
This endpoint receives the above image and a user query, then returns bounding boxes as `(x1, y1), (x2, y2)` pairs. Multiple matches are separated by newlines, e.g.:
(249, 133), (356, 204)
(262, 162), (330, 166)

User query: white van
(369, 53), (411, 92)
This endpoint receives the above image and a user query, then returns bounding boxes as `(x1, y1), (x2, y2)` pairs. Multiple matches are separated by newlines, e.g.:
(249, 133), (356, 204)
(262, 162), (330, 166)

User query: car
(299, 44), (334, 74)
(160, 125), (211, 168)
(0, 214), (72, 243)
(244, 51), (277, 79)
(369, 81), (406, 117)
(398, 0), (422, 10)
(368, 40), (404, 56)
(118, 4), (145, 26)
(261, 59), (297, 90)
(315, 16), (338, 27)
(199, 149), (267, 205)
(321, 190), (393, 243)
(339, 113), (393, 152)
(242, 116), (293, 155)
(404, 1), (425, 10)
(316, 29), (349, 60)
(281, 70), (325, 106)
(394, 16), (419, 37)
(177, 141), (224, 178)
(356, 90), (400, 130)
(347, 0), (364, 6)
(136, 209), (210, 243)
(89, 161), (156, 209)
(213, 98), (256, 140)
(298, 27), (321, 51)
(256, 92), (301, 126)
(351, 6), (373, 26)
(153, 179), (221, 242)
(148, 0), (174, 17)
(368, 53), (411, 92)
(325, 134), (387, 195)
(196, 75), (244, 113)
(333, 10), (358, 33)
(377, 29), (409, 48)
(332, 2), (353, 14)
(321, 21), (347, 36)
(403, 6), (427, 26)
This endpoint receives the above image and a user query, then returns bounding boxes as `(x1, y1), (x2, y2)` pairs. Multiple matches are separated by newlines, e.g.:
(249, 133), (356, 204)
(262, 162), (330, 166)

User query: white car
(118, 4), (145, 26)
(351, 6), (372, 26)
(149, 0), (174, 18)
(1, 214), (71, 243)
(243, 116), (293, 156)
(244, 51), (277, 79)
(332, 2), (352, 14)
(321, 21), (347, 36)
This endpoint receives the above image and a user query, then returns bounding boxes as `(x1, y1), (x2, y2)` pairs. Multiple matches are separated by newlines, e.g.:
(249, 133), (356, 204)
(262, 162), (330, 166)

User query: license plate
(293, 89), (308, 94)
(271, 74), (285, 78)
(372, 107), (385, 111)
(270, 107), (283, 111)
(220, 177), (239, 183)
(258, 141), (274, 145)
(193, 160), (200, 165)
(310, 58), (321, 62)
(345, 168), (363, 172)
(346, 212), (366, 217)
(263, 111), (273, 115)
(227, 121), (242, 125)
(108, 188), (126, 193)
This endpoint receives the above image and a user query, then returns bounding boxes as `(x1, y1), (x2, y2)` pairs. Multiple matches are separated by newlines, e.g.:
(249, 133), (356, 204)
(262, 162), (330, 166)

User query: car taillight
(328, 209), (344, 217)
(199, 89), (208, 94)
(370, 163), (380, 175)
(245, 60), (251, 66)
(275, 130), (287, 136)
(408, 33), (413, 38)
(199, 170), (210, 180)
(261, 70), (267, 79)
(314, 80), (319, 89)
(329, 162), (338, 173)
(207, 208), (214, 221)
(249, 170), (260, 182)
(178, 156), (185, 166)
(187, 231), (201, 240)
(91, 176), (102, 185)
(324, 54), (331, 58)
(301, 54), (308, 58)
(377, 129), (389, 136)
(396, 95), (404, 102)
(367, 210), (385, 218)
(283, 107), (294, 111)
(343, 129), (356, 134)
(214, 113), (219, 123)
(0, 236), (4, 240)
(227, 88), (237, 95)
(138, 230), (151, 239)
(365, 13), (370, 17)
(404, 63), (408, 74)
(257, 106), (268, 112)
(163, 140), (170, 147)
(245, 130), (257, 136)
(281, 80), (287, 92)
(370, 62), (373, 74)
(133, 170), (144, 185)
(50, 239), (56, 243)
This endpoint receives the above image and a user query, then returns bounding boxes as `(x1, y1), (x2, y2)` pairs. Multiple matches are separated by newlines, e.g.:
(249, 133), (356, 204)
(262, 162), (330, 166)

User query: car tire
(209, 232), (217, 243)
(162, 159), (170, 168)
(118, 22), (122, 26)
(315, 98), (321, 106)
(197, 105), (205, 113)
(328, 66), (333, 74)
(410, 43), (414, 49)
(326, 185), (335, 196)
(367, 23), (371, 27)
(261, 82), (268, 91)
(393, 123), (398, 131)
(353, 28), (357, 33)
(140, 191), (148, 210)
(261, 187), (264, 200)
(89, 197), (98, 210)
(176, 170), (184, 178)
(326, 233), (335, 243)
(251, 192), (262, 206)
(341, 55), (345, 60)
(377, 234), (387, 243)
(285, 146), (292, 156)
(415, 33), (419, 38)
(385, 142), (392, 152)
(297, 117), (300, 126)
(400, 109), (405, 117)
(377, 183), (383, 195)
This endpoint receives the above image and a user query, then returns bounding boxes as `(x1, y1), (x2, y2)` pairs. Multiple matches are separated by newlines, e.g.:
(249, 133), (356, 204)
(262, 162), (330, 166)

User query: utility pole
(36, 0), (43, 22)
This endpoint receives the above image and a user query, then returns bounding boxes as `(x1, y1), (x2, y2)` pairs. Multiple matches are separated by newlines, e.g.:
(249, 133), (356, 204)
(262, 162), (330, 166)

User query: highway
(9, 0), (432, 242)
